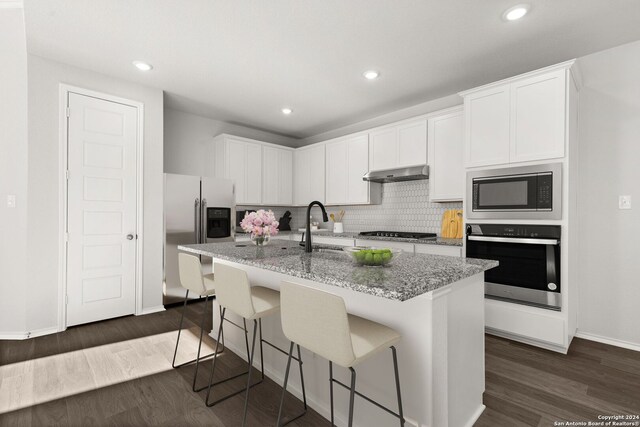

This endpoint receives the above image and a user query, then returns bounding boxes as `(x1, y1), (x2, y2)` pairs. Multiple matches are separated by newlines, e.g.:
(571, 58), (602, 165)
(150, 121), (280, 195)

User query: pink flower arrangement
(240, 209), (279, 237)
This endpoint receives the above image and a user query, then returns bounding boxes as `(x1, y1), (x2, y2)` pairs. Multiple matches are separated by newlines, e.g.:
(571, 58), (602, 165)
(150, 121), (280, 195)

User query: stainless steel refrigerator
(163, 173), (235, 304)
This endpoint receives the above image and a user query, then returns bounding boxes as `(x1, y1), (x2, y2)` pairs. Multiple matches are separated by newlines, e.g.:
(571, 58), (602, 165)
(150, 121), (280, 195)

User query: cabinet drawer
(485, 299), (566, 346)
(415, 244), (461, 257)
(355, 239), (415, 254)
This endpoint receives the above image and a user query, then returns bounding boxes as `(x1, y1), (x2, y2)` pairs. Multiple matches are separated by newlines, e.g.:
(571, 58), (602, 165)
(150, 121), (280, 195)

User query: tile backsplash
(239, 179), (462, 235)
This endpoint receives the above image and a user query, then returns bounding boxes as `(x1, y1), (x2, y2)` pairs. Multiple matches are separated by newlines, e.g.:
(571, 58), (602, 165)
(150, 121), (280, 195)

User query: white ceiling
(24, 0), (640, 139)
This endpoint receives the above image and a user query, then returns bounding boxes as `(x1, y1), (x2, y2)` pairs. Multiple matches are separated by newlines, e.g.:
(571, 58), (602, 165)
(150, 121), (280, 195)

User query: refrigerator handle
(201, 198), (207, 243)
(194, 198), (200, 243)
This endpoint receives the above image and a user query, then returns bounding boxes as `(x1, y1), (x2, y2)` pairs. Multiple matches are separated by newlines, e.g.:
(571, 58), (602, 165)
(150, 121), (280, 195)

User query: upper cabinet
(293, 144), (325, 206)
(428, 107), (464, 202)
(262, 146), (293, 206)
(461, 63), (572, 168)
(325, 135), (380, 205)
(369, 118), (427, 170)
(212, 135), (263, 205)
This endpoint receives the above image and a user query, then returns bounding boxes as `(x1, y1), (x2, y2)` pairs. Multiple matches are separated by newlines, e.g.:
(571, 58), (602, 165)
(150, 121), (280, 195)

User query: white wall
(0, 8), (28, 336)
(164, 108), (298, 176)
(25, 55), (165, 332)
(576, 40), (640, 347)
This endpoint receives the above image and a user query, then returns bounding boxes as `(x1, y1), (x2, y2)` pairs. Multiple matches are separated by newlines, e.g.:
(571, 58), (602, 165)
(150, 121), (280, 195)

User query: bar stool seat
(247, 286), (280, 319)
(348, 314), (401, 367)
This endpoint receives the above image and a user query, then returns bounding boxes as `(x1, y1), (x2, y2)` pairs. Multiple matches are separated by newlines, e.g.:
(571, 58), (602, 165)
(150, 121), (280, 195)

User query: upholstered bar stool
(172, 253), (224, 391)
(277, 281), (405, 427)
(205, 263), (307, 427)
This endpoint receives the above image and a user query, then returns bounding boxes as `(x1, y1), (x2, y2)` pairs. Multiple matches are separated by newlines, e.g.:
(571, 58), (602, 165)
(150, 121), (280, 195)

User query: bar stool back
(277, 281), (405, 427)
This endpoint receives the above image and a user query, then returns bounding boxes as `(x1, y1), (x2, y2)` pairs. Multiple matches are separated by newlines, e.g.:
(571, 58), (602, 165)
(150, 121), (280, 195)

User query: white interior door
(66, 92), (138, 327)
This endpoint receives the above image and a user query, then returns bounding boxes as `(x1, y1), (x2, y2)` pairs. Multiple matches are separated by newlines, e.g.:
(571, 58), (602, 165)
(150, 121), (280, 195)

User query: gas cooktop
(359, 231), (437, 239)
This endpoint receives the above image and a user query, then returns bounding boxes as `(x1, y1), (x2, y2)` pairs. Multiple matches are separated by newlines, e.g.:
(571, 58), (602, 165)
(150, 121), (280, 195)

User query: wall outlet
(7, 195), (16, 208)
(619, 195), (632, 210)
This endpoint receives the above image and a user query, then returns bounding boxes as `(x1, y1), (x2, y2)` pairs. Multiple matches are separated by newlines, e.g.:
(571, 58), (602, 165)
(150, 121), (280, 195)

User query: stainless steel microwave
(466, 163), (562, 220)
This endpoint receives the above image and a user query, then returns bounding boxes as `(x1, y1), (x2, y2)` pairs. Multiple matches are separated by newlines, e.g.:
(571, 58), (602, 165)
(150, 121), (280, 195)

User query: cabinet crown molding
(458, 59), (578, 98)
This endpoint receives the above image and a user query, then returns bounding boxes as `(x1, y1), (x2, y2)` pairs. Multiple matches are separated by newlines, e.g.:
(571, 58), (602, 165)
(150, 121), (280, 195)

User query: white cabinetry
(325, 135), (380, 205)
(293, 144), (325, 206)
(428, 107), (464, 201)
(214, 136), (263, 205)
(262, 146), (293, 205)
(355, 239), (415, 254)
(369, 118), (427, 171)
(461, 66), (568, 167)
(414, 244), (461, 257)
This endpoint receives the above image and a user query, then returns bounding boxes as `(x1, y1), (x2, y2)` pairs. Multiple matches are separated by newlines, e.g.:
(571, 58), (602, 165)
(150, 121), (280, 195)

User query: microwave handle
(467, 235), (559, 245)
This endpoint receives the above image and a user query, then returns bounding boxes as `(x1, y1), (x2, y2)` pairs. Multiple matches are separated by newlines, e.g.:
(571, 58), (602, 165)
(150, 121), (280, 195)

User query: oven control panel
(466, 223), (561, 239)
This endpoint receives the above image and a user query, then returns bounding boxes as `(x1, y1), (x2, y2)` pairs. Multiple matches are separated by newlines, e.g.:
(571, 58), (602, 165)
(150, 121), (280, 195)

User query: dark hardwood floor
(1, 300), (639, 426)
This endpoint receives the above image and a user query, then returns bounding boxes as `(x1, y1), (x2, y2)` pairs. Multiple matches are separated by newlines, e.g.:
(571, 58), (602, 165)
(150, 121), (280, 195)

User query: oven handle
(468, 235), (559, 245)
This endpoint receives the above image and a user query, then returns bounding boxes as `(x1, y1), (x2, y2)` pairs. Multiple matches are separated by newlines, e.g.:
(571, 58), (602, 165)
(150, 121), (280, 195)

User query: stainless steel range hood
(362, 165), (429, 183)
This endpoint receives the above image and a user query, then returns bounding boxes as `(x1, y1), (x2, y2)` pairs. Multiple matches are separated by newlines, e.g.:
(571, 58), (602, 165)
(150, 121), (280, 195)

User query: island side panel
(210, 258), (435, 427)
(446, 273), (486, 427)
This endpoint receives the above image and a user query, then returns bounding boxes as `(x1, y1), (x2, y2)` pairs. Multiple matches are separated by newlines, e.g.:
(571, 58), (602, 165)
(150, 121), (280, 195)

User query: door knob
(126, 234), (134, 240)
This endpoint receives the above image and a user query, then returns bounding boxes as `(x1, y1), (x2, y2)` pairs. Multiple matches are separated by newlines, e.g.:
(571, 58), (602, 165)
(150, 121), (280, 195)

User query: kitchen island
(179, 240), (497, 427)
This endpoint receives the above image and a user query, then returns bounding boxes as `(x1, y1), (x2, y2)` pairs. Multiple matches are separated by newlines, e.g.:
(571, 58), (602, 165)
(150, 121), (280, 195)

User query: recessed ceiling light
(133, 61), (153, 71)
(281, 108), (292, 115)
(363, 70), (379, 80)
(503, 4), (529, 21)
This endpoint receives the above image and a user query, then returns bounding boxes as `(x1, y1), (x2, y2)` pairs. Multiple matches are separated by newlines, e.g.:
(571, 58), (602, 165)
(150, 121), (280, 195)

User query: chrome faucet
(303, 201), (329, 253)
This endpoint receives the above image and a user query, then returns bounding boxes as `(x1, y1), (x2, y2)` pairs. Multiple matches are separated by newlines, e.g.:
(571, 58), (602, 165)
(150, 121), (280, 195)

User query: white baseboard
(138, 305), (166, 316)
(463, 404), (486, 427)
(0, 326), (59, 340)
(575, 330), (640, 352)
(485, 327), (569, 354)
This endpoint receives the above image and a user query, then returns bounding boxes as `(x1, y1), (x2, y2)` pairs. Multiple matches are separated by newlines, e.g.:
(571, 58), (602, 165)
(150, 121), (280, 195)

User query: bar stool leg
(204, 308), (226, 405)
(276, 341), (295, 426)
(348, 367), (356, 427)
(171, 290), (190, 368)
(391, 346), (405, 426)
(191, 294), (210, 391)
(296, 344), (308, 411)
(241, 319), (258, 427)
(219, 305), (226, 352)
(259, 319), (265, 380)
(329, 361), (335, 426)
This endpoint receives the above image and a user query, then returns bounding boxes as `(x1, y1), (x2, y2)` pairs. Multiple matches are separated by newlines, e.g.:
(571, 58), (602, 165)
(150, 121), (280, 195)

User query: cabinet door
(510, 69), (566, 162)
(245, 142), (262, 204)
(262, 146), (279, 205)
(347, 135), (369, 203)
(278, 149), (293, 205)
(325, 140), (348, 204)
(397, 119), (427, 167)
(226, 138), (247, 203)
(369, 127), (397, 170)
(428, 110), (464, 201)
(308, 145), (325, 203)
(293, 149), (307, 205)
(464, 86), (510, 167)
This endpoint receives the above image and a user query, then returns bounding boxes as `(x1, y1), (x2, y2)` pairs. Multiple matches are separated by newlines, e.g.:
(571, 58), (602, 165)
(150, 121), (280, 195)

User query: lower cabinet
(355, 239), (415, 254)
(414, 244), (461, 257)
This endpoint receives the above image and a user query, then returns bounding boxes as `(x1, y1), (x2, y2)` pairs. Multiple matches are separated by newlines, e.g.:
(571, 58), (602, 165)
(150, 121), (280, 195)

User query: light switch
(619, 195), (632, 210)
(7, 195), (16, 208)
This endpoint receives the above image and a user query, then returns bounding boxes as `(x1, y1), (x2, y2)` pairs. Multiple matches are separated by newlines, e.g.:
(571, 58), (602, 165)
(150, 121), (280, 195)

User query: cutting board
(441, 209), (463, 239)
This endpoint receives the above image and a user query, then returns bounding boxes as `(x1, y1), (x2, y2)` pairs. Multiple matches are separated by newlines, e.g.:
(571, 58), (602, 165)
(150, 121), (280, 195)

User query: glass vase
(250, 234), (270, 246)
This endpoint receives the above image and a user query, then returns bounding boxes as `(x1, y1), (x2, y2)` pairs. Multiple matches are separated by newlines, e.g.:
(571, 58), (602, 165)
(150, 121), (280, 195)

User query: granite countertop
(179, 240), (497, 301)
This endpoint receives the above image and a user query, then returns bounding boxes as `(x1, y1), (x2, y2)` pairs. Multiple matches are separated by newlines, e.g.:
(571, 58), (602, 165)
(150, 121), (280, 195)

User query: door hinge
(65, 295), (69, 305)
(65, 170), (70, 180)
(64, 232), (69, 242)
(66, 107), (70, 117)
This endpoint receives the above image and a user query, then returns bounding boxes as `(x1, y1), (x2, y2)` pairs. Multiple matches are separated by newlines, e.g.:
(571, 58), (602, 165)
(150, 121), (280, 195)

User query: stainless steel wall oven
(466, 223), (562, 310)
